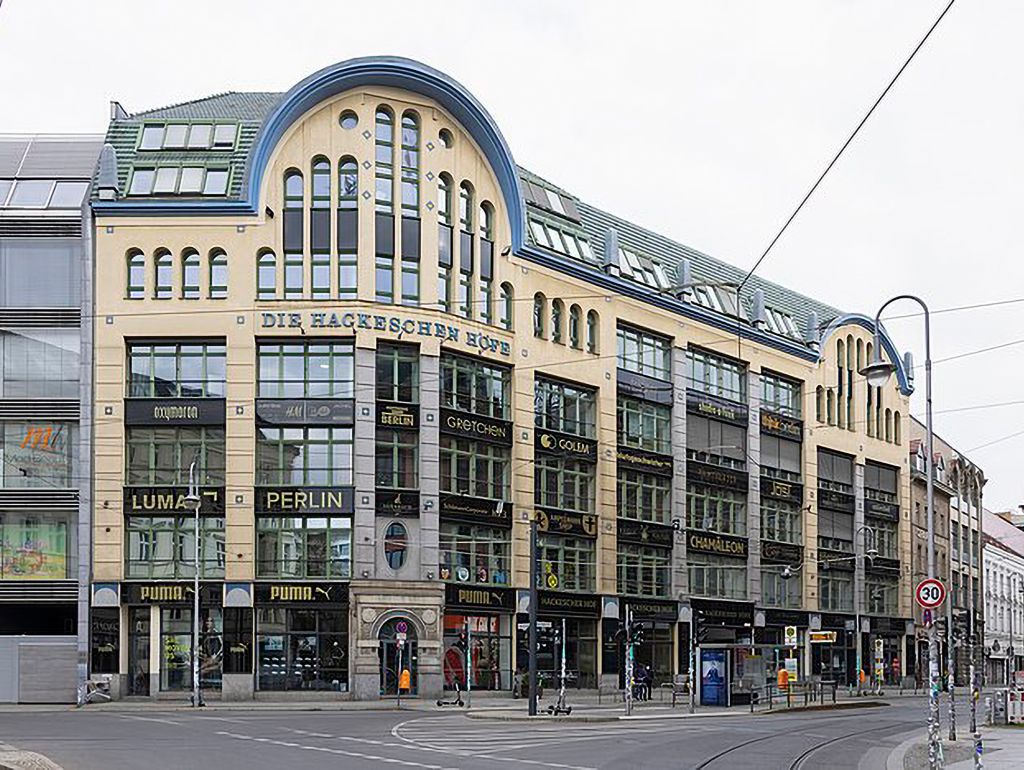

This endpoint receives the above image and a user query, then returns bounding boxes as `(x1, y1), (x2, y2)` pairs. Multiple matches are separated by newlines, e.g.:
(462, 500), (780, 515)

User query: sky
(1, 0), (1021, 510)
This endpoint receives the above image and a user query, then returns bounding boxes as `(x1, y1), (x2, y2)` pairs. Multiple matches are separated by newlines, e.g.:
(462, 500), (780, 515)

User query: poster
(0, 518), (68, 579)
(701, 650), (727, 706)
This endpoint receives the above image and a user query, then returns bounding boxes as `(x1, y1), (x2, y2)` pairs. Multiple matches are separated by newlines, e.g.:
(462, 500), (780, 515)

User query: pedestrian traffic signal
(628, 621), (644, 645)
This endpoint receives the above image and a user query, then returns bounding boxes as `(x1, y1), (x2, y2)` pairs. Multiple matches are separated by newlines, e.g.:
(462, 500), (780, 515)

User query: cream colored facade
(88, 57), (915, 701)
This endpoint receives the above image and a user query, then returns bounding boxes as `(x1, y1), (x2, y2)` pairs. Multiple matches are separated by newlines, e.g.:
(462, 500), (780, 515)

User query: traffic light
(628, 621), (645, 646)
(455, 631), (468, 652)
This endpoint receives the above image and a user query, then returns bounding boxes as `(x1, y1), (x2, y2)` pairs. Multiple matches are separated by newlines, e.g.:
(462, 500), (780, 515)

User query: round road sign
(915, 578), (946, 609)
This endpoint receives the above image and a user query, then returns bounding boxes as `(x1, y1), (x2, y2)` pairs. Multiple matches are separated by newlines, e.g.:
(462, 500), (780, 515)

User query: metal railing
(750, 680), (838, 712)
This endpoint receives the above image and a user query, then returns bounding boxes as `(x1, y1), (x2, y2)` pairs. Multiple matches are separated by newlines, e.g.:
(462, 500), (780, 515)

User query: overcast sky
(2, 0), (1021, 510)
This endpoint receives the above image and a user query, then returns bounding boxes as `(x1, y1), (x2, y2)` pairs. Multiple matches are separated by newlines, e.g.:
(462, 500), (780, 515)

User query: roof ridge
(130, 91), (282, 119)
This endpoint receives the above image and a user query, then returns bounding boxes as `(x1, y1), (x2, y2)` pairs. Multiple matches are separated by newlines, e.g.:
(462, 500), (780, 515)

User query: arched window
(457, 182), (474, 318)
(437, 173), (454, 312)
(569, 304), (582, 349)
(499, 282), (514, 331)
(875, 387), (883, 439)
(208, 249), (227, 299)
(866, 343), (875, 437)
(533, 292), (547, 338)
(283, 169), (304, 299)
(884, 409), (893, 442)
(181, 249), (200, 299)
(551, 299), (564, 344)
(586, 310), (599, 354)
(894, 411), (901, 445)
(310, 157), (331, 299)
(477, 202), (495, 324)
(856, 339), (864, 372)
(836, 339), (845, 428)
(815, 385), (824, 423)
(375, 107), (394, 213)
(826, 388), (835, 425)
(400, 111), (419, 215)
(154, 250), (172, 299)
(257, 250), (276, 300)
(845, 334), (854, 430)
(479, 202), (494, 241)
(126, 250), (145, 299)
(337, 156), (358, 299)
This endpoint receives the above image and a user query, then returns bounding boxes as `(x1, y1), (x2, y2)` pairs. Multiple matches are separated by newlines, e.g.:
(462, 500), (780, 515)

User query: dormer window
(618, 247), (671, 290)
(764, 307), (800, 338)
(137, 122), (238, 151)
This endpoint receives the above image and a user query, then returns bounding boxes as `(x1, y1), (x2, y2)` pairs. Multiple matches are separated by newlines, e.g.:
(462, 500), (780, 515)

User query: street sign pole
(396, 639), (403, 710)
(528, 517), (538, 717)
(624, 605), (633, 717)
(466, 617), (472, 709)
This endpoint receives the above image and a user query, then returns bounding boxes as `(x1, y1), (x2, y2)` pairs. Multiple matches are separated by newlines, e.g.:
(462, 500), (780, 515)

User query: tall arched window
(337, 156), (358, 299)
(499, 282), (514, 331)
(815, 385), (824, 423)
(457, 182), (474, 318)
(845, 334), (854, 431)
(154, 250), (172, 299)
(533, 292), (547, 338)
(569, 304), (582, 349)
(875, 387), (883, 439)
(586, 310), (599, 354)
(884, 409), (892, 442)
(478, 201), (495, 324)
(181, 249), (200, 299)
(894, 411), (901, 445)
(836, 339), (845, 429)
(826, 388), (835, 425)
(310, 157), (331, 299)
(126, 250), (145, 299)
(283, 169), (304, 299)
(375, 107), (394, 213)
(257, 249), (276, 300)
(551, 299), (564, 344)
(400, 112), (419, 215)
(866, 340), (875, 437)
(208, 249), (227, 299)
(437, 173), (454, 312)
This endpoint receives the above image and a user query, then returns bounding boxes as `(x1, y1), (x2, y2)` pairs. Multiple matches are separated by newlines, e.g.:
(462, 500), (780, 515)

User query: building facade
(0, 134), (101, 702)
(87, 57), (915, 702)
(983, 511), (1024, 685)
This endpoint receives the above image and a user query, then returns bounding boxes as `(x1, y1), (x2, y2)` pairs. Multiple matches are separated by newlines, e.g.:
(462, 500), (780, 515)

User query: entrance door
(379, 618), (418, 695)
(700, 649), (727, 706)
(128, 607), (150, 696)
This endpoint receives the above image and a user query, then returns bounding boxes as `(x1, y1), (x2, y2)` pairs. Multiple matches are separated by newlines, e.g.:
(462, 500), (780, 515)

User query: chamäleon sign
(259, 311), (511, 357)
(534, 429), (597, 462)
(686, 530), (749, 558)
(123, 486), (224, 515)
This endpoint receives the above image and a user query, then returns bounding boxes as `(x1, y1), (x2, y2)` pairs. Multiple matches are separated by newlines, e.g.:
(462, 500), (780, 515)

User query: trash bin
(1009, 690), (1024, 725)
(992, 689), (1008, 726)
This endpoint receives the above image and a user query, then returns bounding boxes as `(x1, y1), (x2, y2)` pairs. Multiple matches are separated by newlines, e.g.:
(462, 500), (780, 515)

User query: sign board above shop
(439, 408), (512, 446)
(377, 401), (419, 430)
(534, 429), (597, 462)
(122, 582), (222, 605)
(256, 399), (354, 426)
(760, 411), (803, 440)
(253, 582), (348, 603)
(259, 311), (511, 357)
(616, 447), (673, 477)
(256, 486), (354, 514)
(687, 530), (749, 558)
(536, 507), (598, 539)
(439, 493), (512, 527)
(761, 476), (803, 504)
(864, 499), (901, 520)
(123, 486), (224, 515)
(376, 489), (420, 517)
(686, 391), (748, 426)
(616, 368), (673, 406)
(536, 590), (601, 618)
(445, 583), (516, 612)
(687, 460), (748, 492)
(625, 599), (679, 622)
(124, 398), (226, 426)
(617, 519), (674, 548)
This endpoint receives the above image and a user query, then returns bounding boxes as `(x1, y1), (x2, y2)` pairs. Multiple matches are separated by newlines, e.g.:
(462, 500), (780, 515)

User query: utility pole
(949, 467), (961, 742)
(968, 466), (982, 769)
(624, 605), (633, 717)
(528, 516), (538, 716)
(184, 460), (202, 709)
(465, 617), (472, 709)
(690, 610), (697, 714)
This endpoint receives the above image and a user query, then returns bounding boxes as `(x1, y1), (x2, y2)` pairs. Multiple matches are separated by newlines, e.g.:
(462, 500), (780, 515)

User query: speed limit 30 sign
(915, 578), (947, 609)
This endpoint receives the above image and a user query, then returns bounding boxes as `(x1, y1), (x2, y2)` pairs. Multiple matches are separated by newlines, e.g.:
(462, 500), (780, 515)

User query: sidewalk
(886, 726), (1024, 769)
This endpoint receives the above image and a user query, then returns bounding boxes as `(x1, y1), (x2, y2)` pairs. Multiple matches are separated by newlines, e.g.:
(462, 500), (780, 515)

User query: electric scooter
(436, 681), (464, 707)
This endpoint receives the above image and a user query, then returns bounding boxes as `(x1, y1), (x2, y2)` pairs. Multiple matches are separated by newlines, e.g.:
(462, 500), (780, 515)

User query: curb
(466, 711), (619, 723)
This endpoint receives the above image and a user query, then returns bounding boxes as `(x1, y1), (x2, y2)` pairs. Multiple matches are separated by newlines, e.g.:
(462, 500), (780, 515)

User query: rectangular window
(256, 516), (352, 579)
(760, 435), (801, 481)
(537, 533), (595, 593)
(0, 511), (75, 579)
(458, 230), (473, 319)
(375, 213), (395, 303)
(376, 343), (418, 403)
(617, 543), (671, 598)
(817, 508), (853, 553)
(686, 484), (746, 536)
(617, 469), (671, 524)
(871, 518), (898, 559)
(283, 252), (303, 299)
(686, 348), (747, 403)
(817, 449), (854, 491)
(439, 436), (510, 501)
(761, 498), (802, 544)
(256, 427), (353, 486)
(187, 124), (211, 149)
(125, 426), (225, 486)
(688, 555), (747, 600)
(534, 377), (596, 438)
(1, 421), (78, 488)
(375, 429), (418, 490)
(400, 216), (420, 306)
(257, 341), (354, 399)
(125, 515), (225, 579)
(439, 354), (510, 419)
(820, 573), (854, 612)
(686, 414), (746, 469)
(534, 456), (594, 514)
(617, 325), (672, 381)
(617, 397), (671, 455)
(0, 239), (81, 307)
(0, 328), (80, 398)
(864, 461), (899, 504)
(761, 371), (802, 418)
(762, 568), (802, 609)
(439, 522), (510, 586)
(127, 342), (226, 398)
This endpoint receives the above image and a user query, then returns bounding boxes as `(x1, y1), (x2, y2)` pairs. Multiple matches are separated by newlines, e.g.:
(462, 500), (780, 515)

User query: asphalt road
(0, 701), (930, 769)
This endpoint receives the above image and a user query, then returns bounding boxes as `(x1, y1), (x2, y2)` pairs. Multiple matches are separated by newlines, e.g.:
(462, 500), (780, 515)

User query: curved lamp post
(859, 295), (940, 770)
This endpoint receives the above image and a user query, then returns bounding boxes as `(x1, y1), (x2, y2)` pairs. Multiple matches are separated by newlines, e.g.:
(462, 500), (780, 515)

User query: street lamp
(184, 460), (203, 709)
(860, 295), (939, 770)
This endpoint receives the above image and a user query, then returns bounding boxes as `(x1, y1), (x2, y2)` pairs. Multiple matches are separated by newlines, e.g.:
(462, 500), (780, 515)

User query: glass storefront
(1, 421), (78, 488)
(442, 613), (512, 691)
(159, 607), (223, 691)
(516, 617), (598, 689)
(256, 606), (348, 692)
(0, 511), (74, 579)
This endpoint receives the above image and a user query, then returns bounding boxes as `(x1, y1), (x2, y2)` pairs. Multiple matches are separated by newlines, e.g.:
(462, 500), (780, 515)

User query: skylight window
(618, 247), (672, 291)
(137, 122), (239, 151)
(765, 306), (800, 338)
(187, 124), (212, 149)
(7, 180), (53, 208)
(163, 125), (188, 149)
(530, 219), (551, 248)
(692, 286), (723, 312)
(127, 166), (230, 196)
(528, 217), (595, 263)
(544, 188), (566, 215)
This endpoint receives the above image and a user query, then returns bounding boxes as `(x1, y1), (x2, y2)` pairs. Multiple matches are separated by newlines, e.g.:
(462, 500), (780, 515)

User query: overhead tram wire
(733, 0), (958, 358)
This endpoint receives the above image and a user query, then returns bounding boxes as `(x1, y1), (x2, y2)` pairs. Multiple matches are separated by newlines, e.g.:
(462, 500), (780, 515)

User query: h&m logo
(21, 424), (67, 451)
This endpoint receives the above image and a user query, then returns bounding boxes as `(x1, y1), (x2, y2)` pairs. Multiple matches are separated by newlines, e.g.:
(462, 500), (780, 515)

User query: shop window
(537, 533), (595, 593)
(125, 426), (225, 485)
(256, 516), (351, 578)
(208, 248), (227, 299)
(257, 607), (347, 692)
(256, 427), (353, 486)
(384, 522), (408, 570)
(1, 422), (78, 488)
(0, 511), (76, 579)
(617, 325), (671, 381)
(127, 249), (145, 299)
(617, 543), (671, 598)
(439, 522), (510, 585)
(257, 341), (353, 399)
(161, 607), (226, 692)
(442, 614), (511, 692)
(617, 396), (671, 455)
(127, 341), (226, 398)
(125, 515), (225, 578)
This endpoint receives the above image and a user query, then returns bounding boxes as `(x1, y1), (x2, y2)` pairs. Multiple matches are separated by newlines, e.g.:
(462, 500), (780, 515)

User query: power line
(739, 0), (957, 287)
(966, 428), (1024, 454)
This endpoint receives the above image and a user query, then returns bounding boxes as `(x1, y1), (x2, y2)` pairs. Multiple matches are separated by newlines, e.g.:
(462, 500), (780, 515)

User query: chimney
(804, 311), (820, 351)
(602, 227), (621, 277)
(96, 144), (119, 200)
(674, 258), (693, 300)
(109, 101), (129, 120)
(750, 289), (767, 330)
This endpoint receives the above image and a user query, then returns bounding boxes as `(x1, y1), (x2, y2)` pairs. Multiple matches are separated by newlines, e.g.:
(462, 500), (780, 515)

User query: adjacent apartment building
(983, 510), (1024, 685)
(86, 57), (916, 702)
(0, 134), (101, 702)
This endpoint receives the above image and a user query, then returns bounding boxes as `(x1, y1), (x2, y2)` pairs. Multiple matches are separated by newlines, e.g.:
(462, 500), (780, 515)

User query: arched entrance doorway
(379, 617), (418, 695)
